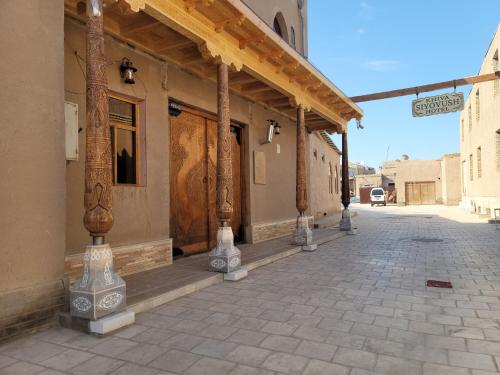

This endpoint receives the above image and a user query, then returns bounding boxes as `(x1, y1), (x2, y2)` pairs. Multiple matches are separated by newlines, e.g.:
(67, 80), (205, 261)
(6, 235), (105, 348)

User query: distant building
(349, 161), (376, 177)
(459, 25), (500, 218)
(348, 161), (376, 196)
(353, 154), (461, 206)
(384, 154), (460, 206)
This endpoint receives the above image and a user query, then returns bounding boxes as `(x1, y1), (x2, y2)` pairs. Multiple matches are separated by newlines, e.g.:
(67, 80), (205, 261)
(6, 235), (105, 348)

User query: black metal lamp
(273, 122), (281, 135)
(120, 58), (137, 84)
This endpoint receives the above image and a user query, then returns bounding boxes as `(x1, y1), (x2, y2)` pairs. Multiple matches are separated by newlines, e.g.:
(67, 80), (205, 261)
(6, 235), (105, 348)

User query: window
(461, 119), (464, 142)
(496, 129), (500, 171)
(475, 90), (480, 122)
(109, 95), (140, 185)
(493, 50), (499, 97)
(469, 154), (473, 181)
(477, 147), (482, 178)
(273, 12), (289, 43)
(335, 166), (339, 193)
(290, 26), (296, 49)
(328, 163), (333, 194)
(468, 104), (472, 132)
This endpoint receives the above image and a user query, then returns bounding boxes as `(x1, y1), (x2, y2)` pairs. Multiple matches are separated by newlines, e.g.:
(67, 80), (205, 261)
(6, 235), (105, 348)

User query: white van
(370, 188), (386, 206)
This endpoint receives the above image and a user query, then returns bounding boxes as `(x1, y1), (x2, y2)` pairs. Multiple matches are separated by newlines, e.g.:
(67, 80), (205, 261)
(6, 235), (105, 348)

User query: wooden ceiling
(64, 0), (363, 134)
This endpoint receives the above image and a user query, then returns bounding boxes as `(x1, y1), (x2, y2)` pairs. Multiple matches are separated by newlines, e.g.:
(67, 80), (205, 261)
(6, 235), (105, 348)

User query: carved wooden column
(293, 105), (316, 251)
(208, 63), (242, 275)
(69, 0), (127, 322)
(340, 131), (352, 231)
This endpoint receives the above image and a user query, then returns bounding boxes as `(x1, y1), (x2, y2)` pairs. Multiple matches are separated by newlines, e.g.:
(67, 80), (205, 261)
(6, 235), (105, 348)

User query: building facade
(459, 26), (500, 218)
(0, 0), (361, 339)
(377, 155), (461, 206)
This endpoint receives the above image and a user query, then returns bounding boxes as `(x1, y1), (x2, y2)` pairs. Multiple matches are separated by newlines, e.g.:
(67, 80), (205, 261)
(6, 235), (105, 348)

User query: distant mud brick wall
(0, 280), (65, 342)
(250, 216), (314, 243)
(65, 239), (173, 283)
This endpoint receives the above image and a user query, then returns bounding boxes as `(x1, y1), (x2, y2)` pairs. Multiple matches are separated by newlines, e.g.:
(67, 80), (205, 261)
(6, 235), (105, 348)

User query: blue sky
(308, 1), (500, 169)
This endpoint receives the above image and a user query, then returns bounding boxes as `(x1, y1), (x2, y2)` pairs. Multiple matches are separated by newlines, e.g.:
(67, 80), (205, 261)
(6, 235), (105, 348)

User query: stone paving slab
(2, 204), (500, 374)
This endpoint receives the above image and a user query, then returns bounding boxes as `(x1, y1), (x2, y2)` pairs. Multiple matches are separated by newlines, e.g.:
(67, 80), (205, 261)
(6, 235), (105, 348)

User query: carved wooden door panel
(230, 126), (242, 242)
(206, 119), (218, 249)
(170, 110), (209, 255)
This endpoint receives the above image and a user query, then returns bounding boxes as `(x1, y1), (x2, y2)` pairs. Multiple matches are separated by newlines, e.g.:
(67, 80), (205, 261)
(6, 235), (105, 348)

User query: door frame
(168, 98), (248, 248)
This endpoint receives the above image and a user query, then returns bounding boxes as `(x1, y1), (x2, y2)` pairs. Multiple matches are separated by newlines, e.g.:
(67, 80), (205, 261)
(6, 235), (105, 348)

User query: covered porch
(64, 0), (363, 326)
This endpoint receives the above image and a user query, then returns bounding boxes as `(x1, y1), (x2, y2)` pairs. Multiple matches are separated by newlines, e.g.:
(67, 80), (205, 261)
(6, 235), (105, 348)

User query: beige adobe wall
(65, 19), (171, 255)
(394, 159), (443, 205)
(459, 26), (500, 215)
(241, 0), (308, 56)
(441, 153), (461, 205)
(0, 0), (66, 339)
(309, 133), (341, 219)
(247, 105), (300, 225)
(354, 174), (383, 196)
(65, 16), (305, 251)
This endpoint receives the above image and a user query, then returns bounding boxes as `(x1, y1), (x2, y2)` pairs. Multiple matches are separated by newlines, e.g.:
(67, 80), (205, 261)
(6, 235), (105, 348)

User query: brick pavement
(1, 204), (500, 375)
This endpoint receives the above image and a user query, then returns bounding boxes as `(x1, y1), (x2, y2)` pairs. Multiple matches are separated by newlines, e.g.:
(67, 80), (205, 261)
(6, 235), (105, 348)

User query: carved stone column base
(293, 215), (316, 251)
(339, 208), (353, 232)
(209, 227), (241, 273)
(69, 244), (126, 321)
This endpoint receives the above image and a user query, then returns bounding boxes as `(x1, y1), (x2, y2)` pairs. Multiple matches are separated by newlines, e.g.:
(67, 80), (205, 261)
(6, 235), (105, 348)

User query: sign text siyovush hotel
(412, 92), (464, 117)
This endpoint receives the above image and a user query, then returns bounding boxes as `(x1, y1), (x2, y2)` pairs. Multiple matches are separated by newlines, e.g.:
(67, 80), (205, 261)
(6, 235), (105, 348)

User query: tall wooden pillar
(216, 63), (233, 227)
(69, 0), (127, 322)
(296, 106), (308, 215)
(209, 63), (242, 274)
(340, 131), (352, 231)
(341, 131), (350, 210)
(83, 0), (113, 242)
(293, 106), (316, 250)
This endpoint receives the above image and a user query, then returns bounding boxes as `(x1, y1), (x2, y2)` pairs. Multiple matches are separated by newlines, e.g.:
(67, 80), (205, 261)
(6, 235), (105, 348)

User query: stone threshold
(127, 229), (348, 314)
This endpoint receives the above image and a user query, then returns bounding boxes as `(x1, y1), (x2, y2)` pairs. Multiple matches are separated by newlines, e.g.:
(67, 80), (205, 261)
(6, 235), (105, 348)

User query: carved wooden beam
(184, 0), (214, 12)
(239, 34), (266, 50)
(214, 15), (245, 33)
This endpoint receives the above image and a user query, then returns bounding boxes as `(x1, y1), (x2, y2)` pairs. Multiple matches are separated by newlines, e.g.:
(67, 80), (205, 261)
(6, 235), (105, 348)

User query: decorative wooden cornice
(198, 41), (243, 72)
(126, 0), (146, 12)
(117, 0), (357, 132)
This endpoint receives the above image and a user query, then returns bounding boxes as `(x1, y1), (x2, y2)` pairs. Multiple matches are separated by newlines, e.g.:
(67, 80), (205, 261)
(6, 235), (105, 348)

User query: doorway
(169, 103), (243, 256)
(405, 182), (436, 205)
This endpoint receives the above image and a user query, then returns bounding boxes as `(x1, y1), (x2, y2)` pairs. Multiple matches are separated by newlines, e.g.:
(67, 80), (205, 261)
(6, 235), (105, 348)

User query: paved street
(1, 204), (500, 375)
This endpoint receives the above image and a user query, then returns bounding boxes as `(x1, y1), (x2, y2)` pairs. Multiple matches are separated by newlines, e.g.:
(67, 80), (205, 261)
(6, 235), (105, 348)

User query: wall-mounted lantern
(273, 122), (281, 135)
(260, 120), (280, 145)
(120, 57), (137, 84)
(169, 101), (182, 117)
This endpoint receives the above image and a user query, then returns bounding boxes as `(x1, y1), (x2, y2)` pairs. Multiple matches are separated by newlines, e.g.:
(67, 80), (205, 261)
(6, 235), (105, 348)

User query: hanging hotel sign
(412, 92), (464, 117)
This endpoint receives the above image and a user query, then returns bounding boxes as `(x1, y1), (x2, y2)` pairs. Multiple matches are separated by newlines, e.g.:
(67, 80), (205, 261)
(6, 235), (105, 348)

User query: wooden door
(170, 107), (243, 255)
(170, 111), (209, 254)
(405, 182), (436, 205)
(420, 182), (436, 204)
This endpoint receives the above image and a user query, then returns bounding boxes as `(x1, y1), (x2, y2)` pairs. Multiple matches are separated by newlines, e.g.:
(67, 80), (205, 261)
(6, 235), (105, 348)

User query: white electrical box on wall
(65, 101), (79, 161)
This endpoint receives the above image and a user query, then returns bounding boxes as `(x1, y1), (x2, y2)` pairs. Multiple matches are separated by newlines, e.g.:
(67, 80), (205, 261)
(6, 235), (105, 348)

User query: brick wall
(65, 239), (173, 283)
(250, 216), (314, 243)
(0, 280), (65, 342)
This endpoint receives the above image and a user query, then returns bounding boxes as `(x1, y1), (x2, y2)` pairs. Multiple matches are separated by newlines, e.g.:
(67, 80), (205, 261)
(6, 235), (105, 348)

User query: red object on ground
(426, 280), (452, 288)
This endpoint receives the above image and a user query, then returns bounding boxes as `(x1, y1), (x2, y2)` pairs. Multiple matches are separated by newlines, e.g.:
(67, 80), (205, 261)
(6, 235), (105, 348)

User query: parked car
(370, 188), (386, 206)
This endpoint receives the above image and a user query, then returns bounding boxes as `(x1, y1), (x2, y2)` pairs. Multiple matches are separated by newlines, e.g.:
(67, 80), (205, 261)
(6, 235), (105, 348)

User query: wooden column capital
(83, 0), (113, 238)
(216, 63), (234, 225)
(296, 106), (308, 214)
(199, 42), (243, 72)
